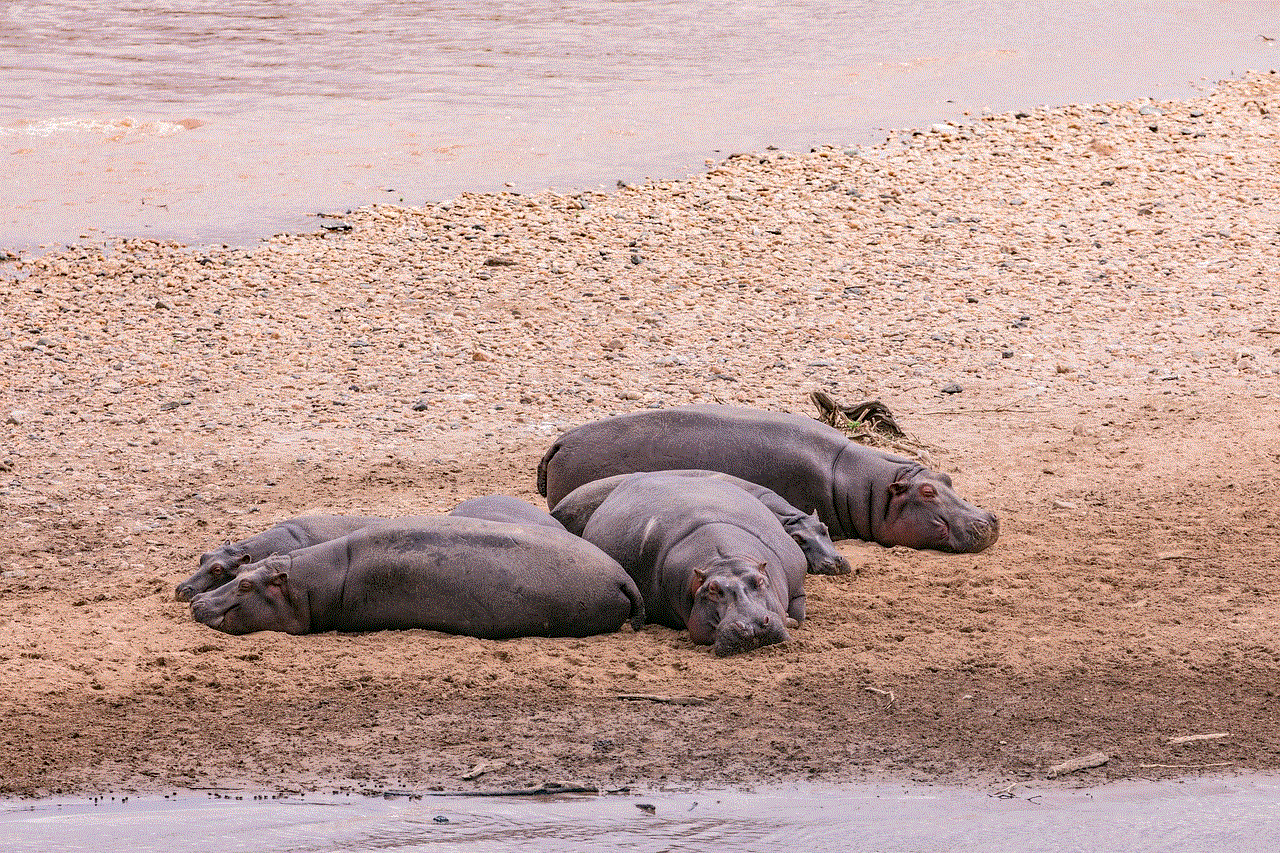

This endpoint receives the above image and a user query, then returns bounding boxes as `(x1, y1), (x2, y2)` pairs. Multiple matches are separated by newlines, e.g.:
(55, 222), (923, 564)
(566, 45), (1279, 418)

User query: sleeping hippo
(177, 498), (568, 602)
(448, 495), (566, 531)
(551, 469), (850, 575)
(580, 472), (807, 657)
(177, 513), (384, 602)
(539, 404), (998, 553)
(189, 516), (645, 638)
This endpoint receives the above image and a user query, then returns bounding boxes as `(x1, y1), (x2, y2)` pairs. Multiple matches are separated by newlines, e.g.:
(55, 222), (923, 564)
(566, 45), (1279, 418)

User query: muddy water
(4, 776), (1280, 852)
(0, 1), (1275, 249)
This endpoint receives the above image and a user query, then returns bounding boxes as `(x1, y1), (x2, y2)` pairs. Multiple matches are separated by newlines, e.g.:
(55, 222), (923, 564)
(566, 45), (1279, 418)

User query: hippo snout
(174, 584), (195, 602)
(964, 513), (1000, 552)
(189, 595), (225, 629)
(713, 613), (790, 657)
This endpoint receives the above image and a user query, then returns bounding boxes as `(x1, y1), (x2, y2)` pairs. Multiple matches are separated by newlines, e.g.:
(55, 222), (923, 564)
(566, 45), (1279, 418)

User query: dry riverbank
(1, 73), (1278, 797)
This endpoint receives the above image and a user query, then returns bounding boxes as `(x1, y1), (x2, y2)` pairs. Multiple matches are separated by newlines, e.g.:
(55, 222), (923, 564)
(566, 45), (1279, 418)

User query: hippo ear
(237, 553), (254, 565)
(888, 481), (910, 496)
(693, 566), (708, 582)
(267, 571), (288, 588)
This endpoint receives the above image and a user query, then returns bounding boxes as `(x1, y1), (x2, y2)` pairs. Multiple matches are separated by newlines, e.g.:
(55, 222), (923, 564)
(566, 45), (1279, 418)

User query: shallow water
(0, 1), (1275, 249)
(4, 776), (1280, 852)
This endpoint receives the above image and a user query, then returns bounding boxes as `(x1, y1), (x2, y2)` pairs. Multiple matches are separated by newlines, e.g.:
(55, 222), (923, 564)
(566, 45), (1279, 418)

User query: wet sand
(1, 72), (1279, 798)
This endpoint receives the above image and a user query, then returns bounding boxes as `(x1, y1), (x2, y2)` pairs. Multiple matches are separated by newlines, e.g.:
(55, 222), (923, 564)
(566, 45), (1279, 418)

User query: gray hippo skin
(448, 495), (567, 531)
(176, 513), (385, 601)
(580, 473), (806, 657)
(539, 404), (998, 553)
(552, 469), (850, 575)
(189, 516), (644, 638)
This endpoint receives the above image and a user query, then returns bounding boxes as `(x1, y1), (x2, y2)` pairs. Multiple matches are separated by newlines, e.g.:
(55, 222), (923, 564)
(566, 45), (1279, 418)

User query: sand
(1, 72), (1278, 798)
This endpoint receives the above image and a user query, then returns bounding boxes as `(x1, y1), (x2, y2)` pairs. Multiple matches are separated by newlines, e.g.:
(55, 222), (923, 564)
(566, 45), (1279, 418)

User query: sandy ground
(1, 73), (1279, 799)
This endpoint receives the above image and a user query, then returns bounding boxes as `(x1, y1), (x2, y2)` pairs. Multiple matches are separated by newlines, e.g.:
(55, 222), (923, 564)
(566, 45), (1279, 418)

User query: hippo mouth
(712, 616), (790, 657)
(190, 598), (229, 630)
(952, 515), (1000, 553)
(174, 585), (195, 602)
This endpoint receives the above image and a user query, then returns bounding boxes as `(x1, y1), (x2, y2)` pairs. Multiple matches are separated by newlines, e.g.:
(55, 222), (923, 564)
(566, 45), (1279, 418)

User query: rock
(411, 399), (430, 411)
(6, 410), (30, 425)
(1138, 104), (1163, 116)
(940, 383), (963, 395)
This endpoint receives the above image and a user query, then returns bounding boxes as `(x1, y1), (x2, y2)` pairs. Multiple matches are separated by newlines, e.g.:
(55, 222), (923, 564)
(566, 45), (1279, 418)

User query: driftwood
(809, 390), (935, 464)
(1046, 751), (1109, 778)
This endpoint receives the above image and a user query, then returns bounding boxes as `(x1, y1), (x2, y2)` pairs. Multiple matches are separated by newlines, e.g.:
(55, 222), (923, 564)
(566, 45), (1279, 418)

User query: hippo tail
(621, 575), (646, 632)
(536, 439), (560, 499)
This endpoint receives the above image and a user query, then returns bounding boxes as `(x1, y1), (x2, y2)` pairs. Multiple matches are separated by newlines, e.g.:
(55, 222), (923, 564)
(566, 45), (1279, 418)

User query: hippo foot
(806, 555), (853, 575)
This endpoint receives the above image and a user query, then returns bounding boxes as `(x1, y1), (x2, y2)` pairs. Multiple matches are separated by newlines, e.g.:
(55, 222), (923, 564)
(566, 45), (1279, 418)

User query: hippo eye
(211, 567), (226, 578)
(752, 574), (769, 589)
(237, 579), (253, 592)
(920, 484), (937, 499)
(704, 581), (722, 599)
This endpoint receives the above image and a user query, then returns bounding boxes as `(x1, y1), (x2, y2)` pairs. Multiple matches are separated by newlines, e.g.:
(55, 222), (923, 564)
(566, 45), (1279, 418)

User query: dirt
(1, 73), (1278, 799)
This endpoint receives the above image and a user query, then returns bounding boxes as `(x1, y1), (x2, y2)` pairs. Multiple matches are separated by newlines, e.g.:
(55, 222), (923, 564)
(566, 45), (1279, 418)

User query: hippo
(580, 473), (806, 657)
(551, 469), (850, 575)
(448, 495), (566, 531)
(177, 513), (385, 601)
(538, 404), (998, 553)
(189, 516), (645, 638)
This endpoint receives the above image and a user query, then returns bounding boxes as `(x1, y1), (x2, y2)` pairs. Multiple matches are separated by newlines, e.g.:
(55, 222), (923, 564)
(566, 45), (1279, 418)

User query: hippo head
(174, 550), (256, 602)
(790, 511), (853, 575)
(189, 557), (308, 635)
(686, 557), (790, 657)
(881, 469), (999, 553)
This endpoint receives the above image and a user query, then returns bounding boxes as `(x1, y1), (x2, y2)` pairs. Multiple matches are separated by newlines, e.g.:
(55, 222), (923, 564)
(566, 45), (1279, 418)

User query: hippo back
(449, 495), (566, 531)
(538, 404), (849, 511)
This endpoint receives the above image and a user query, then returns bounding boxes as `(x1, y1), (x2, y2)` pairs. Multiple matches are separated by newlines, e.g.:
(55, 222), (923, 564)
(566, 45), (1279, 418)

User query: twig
(1251, 327), (1280, 335)
(1168, 733), (1230, 745)
(1140, 762), (1234, 769)
(865, 686), (896, 706)
(616, 693), (707, 706)
(923, 406), (1050, 416)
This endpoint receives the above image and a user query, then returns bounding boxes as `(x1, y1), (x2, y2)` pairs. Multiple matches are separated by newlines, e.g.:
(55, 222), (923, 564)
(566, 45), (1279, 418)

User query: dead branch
(1167, 733), (1230, 745)
(1046, 751), (1109, 778)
